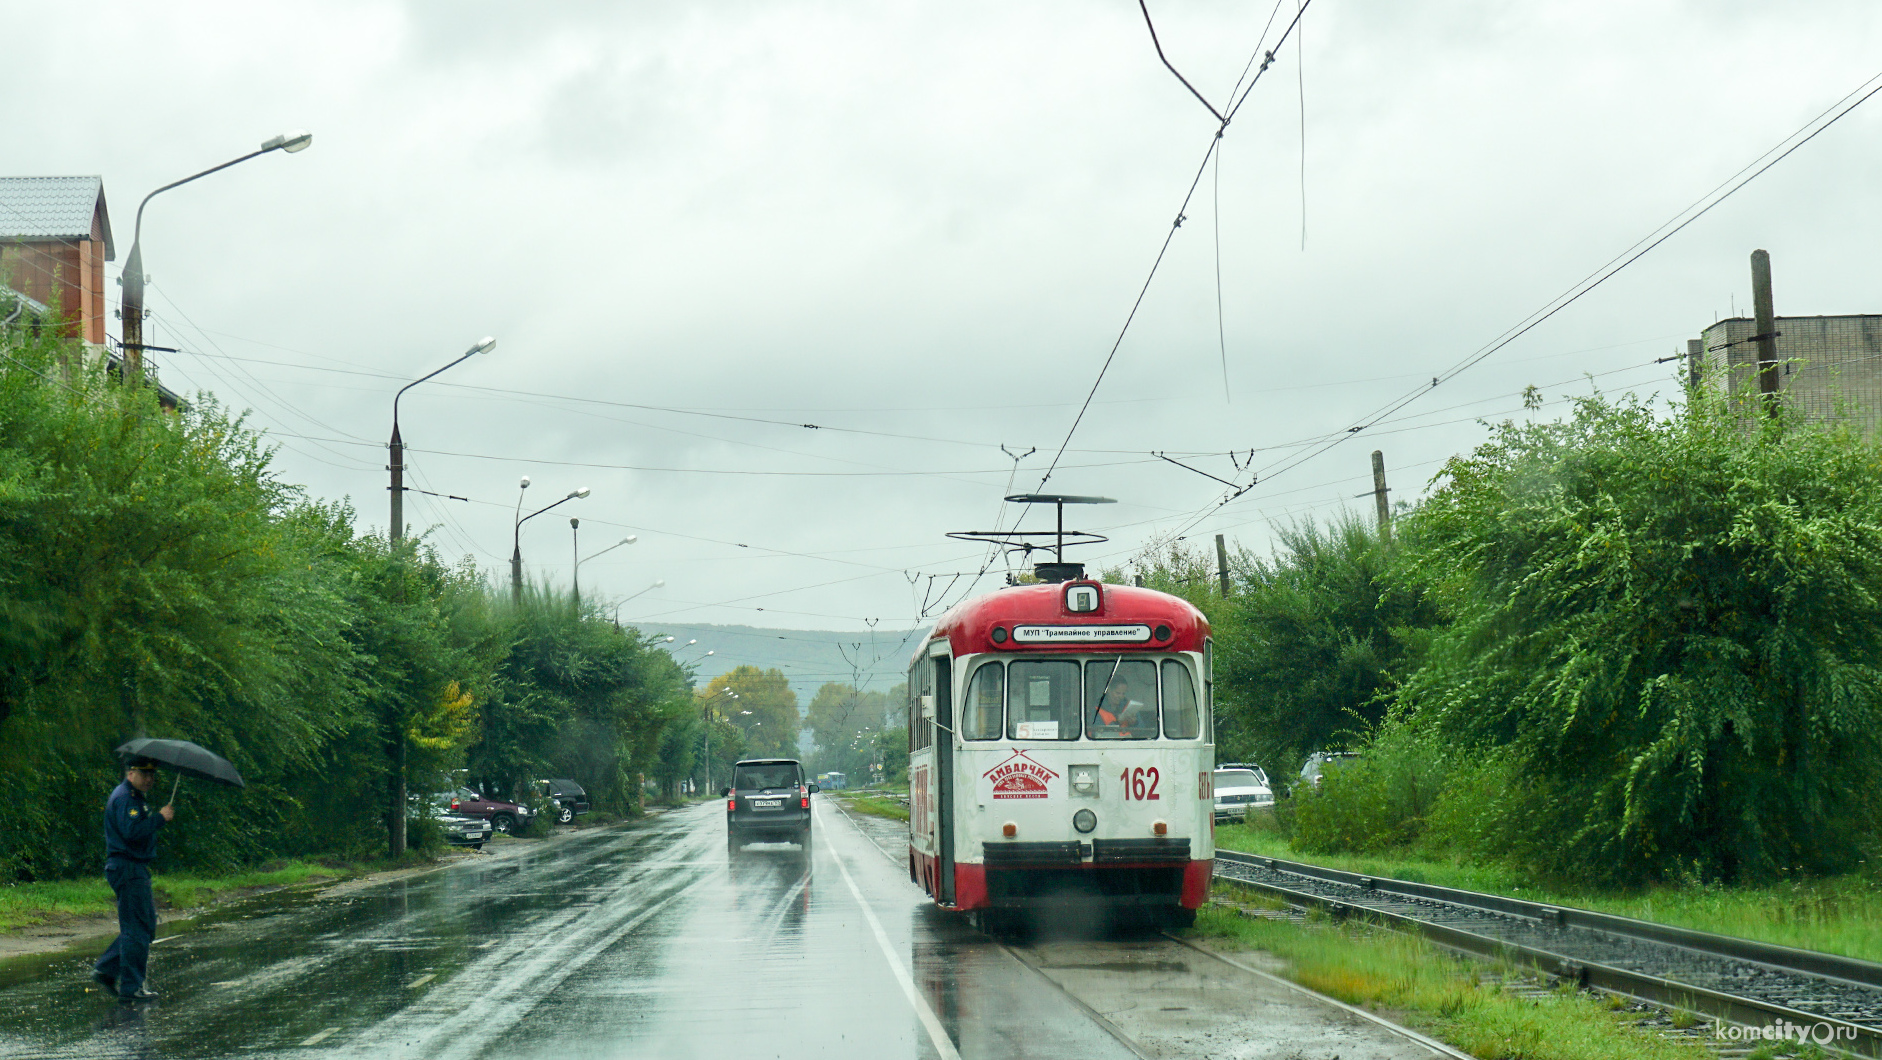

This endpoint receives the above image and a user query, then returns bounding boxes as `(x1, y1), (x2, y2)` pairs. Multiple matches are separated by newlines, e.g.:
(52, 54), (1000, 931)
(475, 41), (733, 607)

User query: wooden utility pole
(1751, 249), (1780, 417)
(1371, 450), (1391, 540)
(1214, 534), (1231, 597)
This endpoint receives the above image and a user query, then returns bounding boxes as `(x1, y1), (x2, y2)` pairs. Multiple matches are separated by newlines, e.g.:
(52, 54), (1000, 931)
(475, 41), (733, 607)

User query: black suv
(724, 758), (818, 856)
(539, 778), (590, 824)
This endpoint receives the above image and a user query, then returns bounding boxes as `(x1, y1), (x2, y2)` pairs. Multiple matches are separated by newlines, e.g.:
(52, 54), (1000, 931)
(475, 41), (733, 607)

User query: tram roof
(917, 580), (1210, 660)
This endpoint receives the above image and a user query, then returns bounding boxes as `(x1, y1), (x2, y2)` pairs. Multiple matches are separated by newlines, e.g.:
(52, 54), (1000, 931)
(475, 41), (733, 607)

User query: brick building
(1689, 314), (1882, 432)
(0, 176), (115, 346)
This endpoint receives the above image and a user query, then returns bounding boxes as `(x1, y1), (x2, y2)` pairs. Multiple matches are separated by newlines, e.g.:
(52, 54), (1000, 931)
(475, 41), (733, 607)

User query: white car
(1212, 764), (1274, 822)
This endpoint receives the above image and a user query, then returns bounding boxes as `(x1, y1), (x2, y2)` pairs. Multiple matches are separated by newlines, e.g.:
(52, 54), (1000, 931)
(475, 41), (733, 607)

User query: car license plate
(753, 798), (782, 809)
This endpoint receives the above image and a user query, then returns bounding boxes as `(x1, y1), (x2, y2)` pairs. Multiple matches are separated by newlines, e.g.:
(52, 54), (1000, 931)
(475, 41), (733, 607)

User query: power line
(1038, 0), (1314, 488)
(1251, 65), (1882, 490)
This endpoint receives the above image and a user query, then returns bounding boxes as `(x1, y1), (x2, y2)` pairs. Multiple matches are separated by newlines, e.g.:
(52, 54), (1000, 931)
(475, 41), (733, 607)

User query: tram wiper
(1091, 655), (1124, 728)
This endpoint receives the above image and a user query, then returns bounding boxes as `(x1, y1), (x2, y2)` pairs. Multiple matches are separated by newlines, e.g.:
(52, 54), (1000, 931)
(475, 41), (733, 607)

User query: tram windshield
(1086, 659), (1158, 740)
(973, 654), (1204, 742)
(1006, 659), (1081, 741)
(962, 662), (1005, 740)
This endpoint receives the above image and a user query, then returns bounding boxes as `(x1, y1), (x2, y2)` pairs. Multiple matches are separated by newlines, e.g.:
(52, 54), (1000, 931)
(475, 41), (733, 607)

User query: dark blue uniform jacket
(104, 781), (164, 863)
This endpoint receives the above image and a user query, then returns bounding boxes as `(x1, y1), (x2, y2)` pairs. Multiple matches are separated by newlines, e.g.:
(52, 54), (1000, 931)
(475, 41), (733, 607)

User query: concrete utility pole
(1371, 450), (1392, 540)
(1751, 249), (1781, 417)
(570, 518), (580, 601)
(1215, 534), (1231, 597)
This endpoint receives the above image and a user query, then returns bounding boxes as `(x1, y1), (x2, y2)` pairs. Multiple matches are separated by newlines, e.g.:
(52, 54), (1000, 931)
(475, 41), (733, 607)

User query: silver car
(437, 812), (492, 850)
(1212, 764), (1274, 821)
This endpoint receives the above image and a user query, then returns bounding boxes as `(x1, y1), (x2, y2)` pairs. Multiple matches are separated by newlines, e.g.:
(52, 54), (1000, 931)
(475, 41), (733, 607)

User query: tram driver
(1092, 671), (1151, 738)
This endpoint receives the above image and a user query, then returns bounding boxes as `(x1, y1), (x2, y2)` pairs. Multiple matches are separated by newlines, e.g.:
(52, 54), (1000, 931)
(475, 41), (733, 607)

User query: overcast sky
(6, 0), (1879, 639)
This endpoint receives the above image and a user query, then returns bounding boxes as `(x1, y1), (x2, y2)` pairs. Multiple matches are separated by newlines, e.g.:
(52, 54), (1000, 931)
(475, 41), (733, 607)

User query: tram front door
(932, 652), (955, 905)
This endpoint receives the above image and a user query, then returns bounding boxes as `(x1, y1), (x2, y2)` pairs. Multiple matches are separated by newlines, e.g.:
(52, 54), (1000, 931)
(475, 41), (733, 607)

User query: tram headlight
(1070, 764), (1099, 798)
(1073, 809), (1097, 834)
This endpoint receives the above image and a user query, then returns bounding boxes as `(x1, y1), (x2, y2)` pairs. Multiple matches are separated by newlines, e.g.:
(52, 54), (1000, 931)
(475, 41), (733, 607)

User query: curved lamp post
(120, 131), (313, 382)
(389, 337), (495, 543)
(572, 526), (636, 601)
(511, 484), (589, 603)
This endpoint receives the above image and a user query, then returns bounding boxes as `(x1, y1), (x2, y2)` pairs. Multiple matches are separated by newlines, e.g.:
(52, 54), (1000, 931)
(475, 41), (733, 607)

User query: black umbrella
(114, 738), (246, 798)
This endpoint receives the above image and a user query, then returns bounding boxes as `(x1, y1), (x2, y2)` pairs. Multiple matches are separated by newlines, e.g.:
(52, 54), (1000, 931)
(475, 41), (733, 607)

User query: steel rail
(1213, 849), (1882, 1058)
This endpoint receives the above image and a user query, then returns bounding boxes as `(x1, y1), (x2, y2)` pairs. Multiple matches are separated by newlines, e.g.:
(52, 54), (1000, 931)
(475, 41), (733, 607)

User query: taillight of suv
(727, 798), (737, 812)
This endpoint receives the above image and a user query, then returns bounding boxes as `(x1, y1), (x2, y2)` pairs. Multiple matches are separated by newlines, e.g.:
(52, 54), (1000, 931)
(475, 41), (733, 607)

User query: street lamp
(389, 336), (495, 543)
(511, 482), (589, 603)
(701, 688), (739, 792)
(573, 528), (636, 601)
(120, 130), (313, 382)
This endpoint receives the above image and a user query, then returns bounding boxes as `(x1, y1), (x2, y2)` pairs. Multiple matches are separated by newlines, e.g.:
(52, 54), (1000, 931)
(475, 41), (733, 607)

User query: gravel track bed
(1215, 857), (1882, 1029)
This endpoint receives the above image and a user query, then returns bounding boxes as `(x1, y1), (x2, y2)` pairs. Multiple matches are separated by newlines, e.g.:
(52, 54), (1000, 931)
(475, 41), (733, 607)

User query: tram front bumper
(958, 853), (1212, 911)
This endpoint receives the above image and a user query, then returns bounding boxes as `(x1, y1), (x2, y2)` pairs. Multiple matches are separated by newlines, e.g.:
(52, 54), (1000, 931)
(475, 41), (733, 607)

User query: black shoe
(120, 987), (159, 1001)
(90, 971), (115, 990)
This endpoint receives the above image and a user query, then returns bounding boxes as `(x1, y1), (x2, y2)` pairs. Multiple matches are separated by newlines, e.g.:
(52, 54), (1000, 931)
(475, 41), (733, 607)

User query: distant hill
(632, 622), (923, 710)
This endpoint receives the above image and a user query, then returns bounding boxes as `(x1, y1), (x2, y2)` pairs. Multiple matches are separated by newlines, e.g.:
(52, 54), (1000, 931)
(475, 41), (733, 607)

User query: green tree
(0, 336), (373, 876)
(1215, 515), (1437, 779)
(470, 587), (690, 815)
(1400, 392), (1882, 883)
(806, 681), (901, 779)
(701, 665), (799, 758)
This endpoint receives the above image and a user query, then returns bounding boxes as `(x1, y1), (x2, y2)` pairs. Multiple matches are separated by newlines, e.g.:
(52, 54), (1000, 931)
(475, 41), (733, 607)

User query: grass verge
(838, 794), (910, 822)
(0, 857), (406, 932)
(1215, 823), (1882, 964)
(1190, 891), (1714, 1060)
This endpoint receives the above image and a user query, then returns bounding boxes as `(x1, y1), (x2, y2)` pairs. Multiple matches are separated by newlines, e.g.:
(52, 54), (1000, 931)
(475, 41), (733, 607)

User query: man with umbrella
(91, 756), (174, 1001)
(91, 737), (243, 1001)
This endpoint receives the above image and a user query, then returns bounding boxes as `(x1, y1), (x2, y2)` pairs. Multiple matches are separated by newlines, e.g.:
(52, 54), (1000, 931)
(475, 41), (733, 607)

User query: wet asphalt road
(0, 802), (1140, 1060)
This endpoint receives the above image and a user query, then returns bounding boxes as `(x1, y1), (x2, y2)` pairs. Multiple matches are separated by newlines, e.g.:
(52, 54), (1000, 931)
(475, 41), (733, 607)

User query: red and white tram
(905, 567), (1214, 930)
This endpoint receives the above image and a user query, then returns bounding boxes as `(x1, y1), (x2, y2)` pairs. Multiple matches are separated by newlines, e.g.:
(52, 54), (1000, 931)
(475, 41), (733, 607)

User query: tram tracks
(1213, 849), (1882, 1057)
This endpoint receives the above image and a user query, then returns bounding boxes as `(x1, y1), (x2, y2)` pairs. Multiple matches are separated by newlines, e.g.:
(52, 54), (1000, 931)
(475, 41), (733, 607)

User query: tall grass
(1192, 901), (1710, 1060)
(0, 860), (358, 931)
(1215, 824), (1882, 963)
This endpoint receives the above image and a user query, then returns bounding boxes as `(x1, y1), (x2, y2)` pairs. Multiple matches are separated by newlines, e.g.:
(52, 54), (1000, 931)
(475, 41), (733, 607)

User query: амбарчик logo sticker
(985, 749), (1059, 800)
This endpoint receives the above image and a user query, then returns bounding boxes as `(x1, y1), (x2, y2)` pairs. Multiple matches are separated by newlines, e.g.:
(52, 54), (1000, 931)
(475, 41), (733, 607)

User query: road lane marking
(819, 805), (963, 1060)
(407, 973), (436, 989)
(300, 1027), (339, 1046)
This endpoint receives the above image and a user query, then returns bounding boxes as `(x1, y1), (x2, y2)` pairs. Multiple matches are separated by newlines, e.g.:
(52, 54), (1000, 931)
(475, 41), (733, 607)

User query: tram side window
(1006, 659), (1080, 741)
(1086, 658), (1159, 740)
(909, 661), (932, 751)
(961, 662), (1004, 740)
(1162, 659), (1201, 739)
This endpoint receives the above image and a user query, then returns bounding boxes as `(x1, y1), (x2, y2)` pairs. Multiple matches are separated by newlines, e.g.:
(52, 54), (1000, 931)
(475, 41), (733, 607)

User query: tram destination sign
(1011, 624), (1153, 644)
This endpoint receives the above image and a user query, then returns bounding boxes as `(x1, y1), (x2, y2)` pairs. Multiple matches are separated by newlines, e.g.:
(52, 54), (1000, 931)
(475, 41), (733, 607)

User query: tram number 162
(1120, 766), (1161, 801)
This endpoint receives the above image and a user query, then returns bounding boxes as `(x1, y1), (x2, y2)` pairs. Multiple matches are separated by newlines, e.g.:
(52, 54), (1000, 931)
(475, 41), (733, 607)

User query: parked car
(435, 812), (492, 849)
(1211, 764), (1274, 821)
(408, 795), (493, 850)
(724, 758), (818, 856)
(447, 786), (533, 834)
(1299, 751), (1361, 791)
(538, 778), (590, 824)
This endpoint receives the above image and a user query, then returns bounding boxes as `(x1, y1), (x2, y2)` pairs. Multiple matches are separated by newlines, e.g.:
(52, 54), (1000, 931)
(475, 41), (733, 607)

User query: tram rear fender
(1181, 859), (1214, 909)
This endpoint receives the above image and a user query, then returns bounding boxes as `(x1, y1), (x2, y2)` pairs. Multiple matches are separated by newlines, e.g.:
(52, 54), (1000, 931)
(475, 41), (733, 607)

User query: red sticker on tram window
(984, 749), (1059, 800)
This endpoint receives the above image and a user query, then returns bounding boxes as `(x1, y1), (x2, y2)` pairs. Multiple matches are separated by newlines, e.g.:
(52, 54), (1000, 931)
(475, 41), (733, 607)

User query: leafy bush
(1292, 725), (1448, 854)
(1400, 391), (1882, 883)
